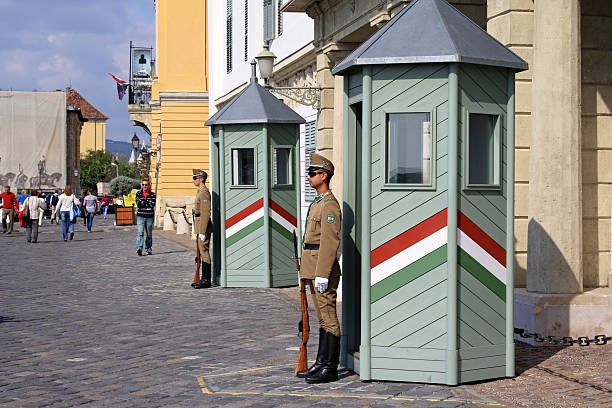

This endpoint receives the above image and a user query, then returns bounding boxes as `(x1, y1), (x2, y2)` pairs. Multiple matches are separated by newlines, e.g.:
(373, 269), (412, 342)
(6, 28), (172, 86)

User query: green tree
(114, 155), (140, 180)
(79, 150), (113, 192)
(110, 176), (140, 197)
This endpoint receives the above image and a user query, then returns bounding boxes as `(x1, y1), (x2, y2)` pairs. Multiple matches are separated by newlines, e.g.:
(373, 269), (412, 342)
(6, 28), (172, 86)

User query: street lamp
(131, 133), (140, 150)
(111, 162), (119, 178)
(254, 46), (322, 109)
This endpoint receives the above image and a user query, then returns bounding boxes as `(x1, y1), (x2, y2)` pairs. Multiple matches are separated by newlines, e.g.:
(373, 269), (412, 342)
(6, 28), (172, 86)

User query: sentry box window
(273, 147), (292, 187)
(386, 112), (432, 186)
(231, 148), (256, 186)
(466, 113), (501, 189)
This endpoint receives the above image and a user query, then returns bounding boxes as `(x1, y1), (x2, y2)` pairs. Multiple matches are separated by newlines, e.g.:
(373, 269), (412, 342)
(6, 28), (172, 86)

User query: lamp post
(73, 169), (79, 195)
(111, 162), (119, 178)
(255, 47), (322, 109)
(37, 160), (44, 189)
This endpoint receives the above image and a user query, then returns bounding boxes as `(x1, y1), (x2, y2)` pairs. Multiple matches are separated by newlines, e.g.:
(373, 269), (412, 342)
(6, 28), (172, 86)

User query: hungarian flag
(109, 73), (128, 100)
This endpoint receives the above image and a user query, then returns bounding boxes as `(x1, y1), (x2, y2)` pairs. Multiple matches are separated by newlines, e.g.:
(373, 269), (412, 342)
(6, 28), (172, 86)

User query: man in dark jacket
(135, 179), (156, 256)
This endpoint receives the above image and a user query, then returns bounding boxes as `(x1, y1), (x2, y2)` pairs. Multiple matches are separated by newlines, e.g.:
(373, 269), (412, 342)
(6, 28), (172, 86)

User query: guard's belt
(194, 213), (200, 217)
(303, 243), (320, 250)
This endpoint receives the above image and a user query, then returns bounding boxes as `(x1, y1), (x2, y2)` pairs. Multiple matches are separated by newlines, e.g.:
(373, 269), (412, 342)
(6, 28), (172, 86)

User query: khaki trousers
(197, 236), (211, 264)
(2, 208), (15, 233)
(307, 276), (340, 337)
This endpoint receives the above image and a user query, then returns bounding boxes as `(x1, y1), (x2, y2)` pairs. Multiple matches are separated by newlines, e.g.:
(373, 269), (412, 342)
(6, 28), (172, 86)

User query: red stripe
(269, 200), (297, 227)
(371, 209), (448, 268)
(225, 198), (264, 229)
(458, 211), (506, 267)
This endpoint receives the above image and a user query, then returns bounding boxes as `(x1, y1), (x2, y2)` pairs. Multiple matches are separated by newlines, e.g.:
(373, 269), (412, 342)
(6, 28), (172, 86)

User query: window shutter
(226, 0), (233, 73)
(263, 0), (275, 42)
(244, 0), (248, 61)
(277, 0), (283, 36)
(304, 121), (317, 202)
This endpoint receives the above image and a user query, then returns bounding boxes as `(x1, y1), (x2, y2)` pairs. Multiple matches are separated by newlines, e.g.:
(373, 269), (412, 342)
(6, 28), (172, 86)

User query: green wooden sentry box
(332, 0), (528, 385)
(205, 73), (305, 288)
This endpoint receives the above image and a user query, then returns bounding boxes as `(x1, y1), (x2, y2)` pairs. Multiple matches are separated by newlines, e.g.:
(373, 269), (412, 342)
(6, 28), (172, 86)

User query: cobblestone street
(1, 218), (611, 407)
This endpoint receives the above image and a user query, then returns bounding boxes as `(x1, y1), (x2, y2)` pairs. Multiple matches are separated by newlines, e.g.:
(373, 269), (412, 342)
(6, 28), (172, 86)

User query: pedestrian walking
(135, 179), (156, 256)
(1, 185), (18, 234)
(296, 153), (342, 384)
(83, 190), (99, 232)
(50, 190), (60, 224)
(101, 194), (110, 219)
(17, 189), (29, 207)
(53, 185), (80, 242)
(191, 169), (213, 289)
(37, 190), (44, 227)
(23, 190), (46, 243)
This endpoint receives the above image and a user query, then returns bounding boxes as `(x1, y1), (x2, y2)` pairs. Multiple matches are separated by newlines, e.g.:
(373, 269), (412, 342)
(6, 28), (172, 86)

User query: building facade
(129, 0), (211, 225)
(66, 88), (108, 156)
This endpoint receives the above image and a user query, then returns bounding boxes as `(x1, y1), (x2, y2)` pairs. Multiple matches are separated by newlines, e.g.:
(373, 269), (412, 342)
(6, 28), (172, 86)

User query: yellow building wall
(153, 0), (210, 200)
(79, 120), (106, 156)
(156, 0), (208, 93)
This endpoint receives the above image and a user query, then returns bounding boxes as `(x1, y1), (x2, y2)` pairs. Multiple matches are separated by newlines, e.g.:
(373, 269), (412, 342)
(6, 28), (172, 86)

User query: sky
(0, 0), (155, 144)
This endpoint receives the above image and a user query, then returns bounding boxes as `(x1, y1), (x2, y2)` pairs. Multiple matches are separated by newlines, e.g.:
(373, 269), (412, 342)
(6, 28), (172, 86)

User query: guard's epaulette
(323, 197), (337, 203)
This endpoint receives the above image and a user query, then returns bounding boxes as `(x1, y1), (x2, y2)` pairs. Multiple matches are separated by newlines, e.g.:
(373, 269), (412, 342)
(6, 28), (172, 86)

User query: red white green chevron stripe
(225, 198), (296, 247)
(370, 209), (506, 303)
(269, 200), (297, 241)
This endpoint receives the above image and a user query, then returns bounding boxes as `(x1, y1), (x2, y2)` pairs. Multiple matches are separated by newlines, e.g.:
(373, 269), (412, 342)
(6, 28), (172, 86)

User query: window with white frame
(386, 112), (432, 185)
(467, 113), (500, 187)
(232, 148), (255, 186)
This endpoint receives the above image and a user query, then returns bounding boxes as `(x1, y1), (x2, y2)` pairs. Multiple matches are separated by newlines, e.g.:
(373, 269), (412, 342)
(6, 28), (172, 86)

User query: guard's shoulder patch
(327, 214), (336, 223)
(202, 198), (208, 203)
(323, 197), (337, 203)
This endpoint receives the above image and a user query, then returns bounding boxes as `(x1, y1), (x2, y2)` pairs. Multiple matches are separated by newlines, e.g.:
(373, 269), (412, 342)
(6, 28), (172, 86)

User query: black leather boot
(296, 328), (325, 378)
(306, 331), (339, 384)
(192, 262), (211, 289)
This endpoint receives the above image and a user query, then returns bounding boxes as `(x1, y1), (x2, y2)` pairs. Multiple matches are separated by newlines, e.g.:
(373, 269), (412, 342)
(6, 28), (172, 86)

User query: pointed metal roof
(205, 79), (305, 126)
(332, 0), (528, 75)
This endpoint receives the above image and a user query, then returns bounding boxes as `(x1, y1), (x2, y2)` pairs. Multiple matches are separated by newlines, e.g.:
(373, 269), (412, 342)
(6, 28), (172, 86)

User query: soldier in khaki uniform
(296, 153), (342, 384)
(191, 169), (213, 289)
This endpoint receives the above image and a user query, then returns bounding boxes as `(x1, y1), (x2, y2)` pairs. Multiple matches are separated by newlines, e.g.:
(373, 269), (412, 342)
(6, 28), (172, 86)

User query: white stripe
(226, 208), (264, 238)
(270, 208), (296, 233)
(371, 227), (448, 286)
(458, 230), (506, 284)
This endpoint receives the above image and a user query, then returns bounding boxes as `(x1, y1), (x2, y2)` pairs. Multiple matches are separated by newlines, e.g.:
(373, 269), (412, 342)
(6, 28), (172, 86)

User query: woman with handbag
(53, 185), (80, 242)
(22, 190), (46, 243)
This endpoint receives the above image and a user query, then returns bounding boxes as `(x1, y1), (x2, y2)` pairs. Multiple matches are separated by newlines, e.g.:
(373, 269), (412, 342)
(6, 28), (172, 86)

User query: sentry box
(332, 0), (527, 385)
(205, 69), (304, 288)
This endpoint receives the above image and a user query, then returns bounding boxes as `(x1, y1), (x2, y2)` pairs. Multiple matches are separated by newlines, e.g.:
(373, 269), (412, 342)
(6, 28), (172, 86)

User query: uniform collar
(198, 186), (207, 192)
(314, 191), (329, 202)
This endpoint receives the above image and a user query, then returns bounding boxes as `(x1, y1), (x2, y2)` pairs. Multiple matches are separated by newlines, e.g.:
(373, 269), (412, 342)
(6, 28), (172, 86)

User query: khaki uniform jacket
(300, 191), (342, 280)
(194, 186), (213, 237)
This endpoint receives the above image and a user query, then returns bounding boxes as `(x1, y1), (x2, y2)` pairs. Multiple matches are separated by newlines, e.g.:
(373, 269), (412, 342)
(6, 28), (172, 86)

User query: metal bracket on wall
(266, 86), (322, 110)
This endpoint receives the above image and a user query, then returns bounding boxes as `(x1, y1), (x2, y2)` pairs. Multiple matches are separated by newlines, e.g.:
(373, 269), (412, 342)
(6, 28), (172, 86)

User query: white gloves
(314, 277), (328, 293)
(198, 233), (206, 241)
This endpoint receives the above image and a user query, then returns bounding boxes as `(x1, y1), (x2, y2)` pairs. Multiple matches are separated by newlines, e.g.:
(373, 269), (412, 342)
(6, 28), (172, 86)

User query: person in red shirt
(2, 185), (18, 234)
(101, 193), (110, 219)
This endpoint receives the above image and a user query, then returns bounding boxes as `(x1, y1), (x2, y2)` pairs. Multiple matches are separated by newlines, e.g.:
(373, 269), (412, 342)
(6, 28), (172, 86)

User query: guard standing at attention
(296, 153), (342, 384)
(191, 169), (213, 289)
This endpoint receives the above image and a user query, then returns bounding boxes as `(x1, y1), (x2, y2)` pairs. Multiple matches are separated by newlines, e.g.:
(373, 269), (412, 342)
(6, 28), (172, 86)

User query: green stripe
(226, 217), (264, 247)
(371, 245), (447, 303)
(458, 248), (506, 302)
(270, 218), (292, 242)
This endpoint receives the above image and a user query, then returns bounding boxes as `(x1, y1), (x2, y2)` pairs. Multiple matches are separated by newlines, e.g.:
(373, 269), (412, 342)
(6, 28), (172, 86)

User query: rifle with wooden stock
(193, 209), (201, 285)
(294, 231), (309, 376)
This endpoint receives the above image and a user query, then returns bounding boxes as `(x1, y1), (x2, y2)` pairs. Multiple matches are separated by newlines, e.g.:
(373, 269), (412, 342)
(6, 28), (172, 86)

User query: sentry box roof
(205, 80), (305, 126)
(332, 0), (528, 75)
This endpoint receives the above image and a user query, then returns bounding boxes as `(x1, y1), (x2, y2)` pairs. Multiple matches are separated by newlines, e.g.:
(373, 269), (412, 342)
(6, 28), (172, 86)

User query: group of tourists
(0, 185), (116, 243)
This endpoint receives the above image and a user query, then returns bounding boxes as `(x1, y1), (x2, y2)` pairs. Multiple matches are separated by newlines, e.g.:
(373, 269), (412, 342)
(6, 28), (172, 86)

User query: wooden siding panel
(372, 298), (446, 347)
(370, 369), (446, 383)
(458, 194), (506, 248)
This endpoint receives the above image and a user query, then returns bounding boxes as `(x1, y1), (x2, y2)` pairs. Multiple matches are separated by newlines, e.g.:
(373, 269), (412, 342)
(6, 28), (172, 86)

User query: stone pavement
(1, 217), (610, 407)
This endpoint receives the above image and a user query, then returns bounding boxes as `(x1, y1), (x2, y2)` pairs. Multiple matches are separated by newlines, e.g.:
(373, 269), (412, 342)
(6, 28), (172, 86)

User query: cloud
(0, 0), (155, 143)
